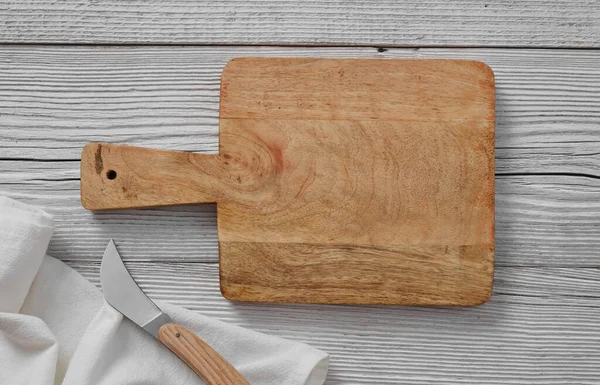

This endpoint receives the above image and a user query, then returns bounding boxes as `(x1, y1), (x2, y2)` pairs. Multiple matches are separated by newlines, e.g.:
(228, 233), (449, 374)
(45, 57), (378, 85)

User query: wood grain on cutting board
(80, 58), (495, 305)
(218, 58), (495, 305)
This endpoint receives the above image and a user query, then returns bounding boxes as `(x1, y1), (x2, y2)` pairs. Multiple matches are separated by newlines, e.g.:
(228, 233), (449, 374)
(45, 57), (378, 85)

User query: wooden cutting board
(81, 58), (495, 306)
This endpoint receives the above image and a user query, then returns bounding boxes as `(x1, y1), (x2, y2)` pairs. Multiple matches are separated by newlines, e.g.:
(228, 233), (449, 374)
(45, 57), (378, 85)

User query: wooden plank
(1, 1), (599, 47)
(1, 166), (599, 267)
(219, 58), (495, 121)
(67, 261), (600, 384)
(1, 46), (599, 169)
(0, 46), (599, 267)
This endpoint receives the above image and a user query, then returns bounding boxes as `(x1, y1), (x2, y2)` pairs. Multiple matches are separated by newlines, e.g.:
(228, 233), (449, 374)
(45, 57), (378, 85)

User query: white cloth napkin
(0, 196), (329, 385)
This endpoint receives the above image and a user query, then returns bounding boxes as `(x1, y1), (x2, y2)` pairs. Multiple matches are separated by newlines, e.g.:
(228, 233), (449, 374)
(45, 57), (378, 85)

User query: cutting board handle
(81, 143), (230, 210)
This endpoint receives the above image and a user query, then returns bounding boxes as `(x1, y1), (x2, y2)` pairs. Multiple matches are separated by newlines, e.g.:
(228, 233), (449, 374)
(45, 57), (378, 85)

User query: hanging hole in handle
(106, 170), (117, 180)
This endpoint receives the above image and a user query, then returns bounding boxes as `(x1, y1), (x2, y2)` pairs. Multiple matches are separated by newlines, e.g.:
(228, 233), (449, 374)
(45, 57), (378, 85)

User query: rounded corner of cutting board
(221, 57), (247, 76)
(471, 60), (495, 80)
(463, 245), (495, 307)
(218, 280), (238, 302)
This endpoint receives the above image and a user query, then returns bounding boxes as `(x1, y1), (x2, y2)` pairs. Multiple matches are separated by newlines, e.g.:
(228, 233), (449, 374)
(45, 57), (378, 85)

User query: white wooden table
(1, 2), (599, 383)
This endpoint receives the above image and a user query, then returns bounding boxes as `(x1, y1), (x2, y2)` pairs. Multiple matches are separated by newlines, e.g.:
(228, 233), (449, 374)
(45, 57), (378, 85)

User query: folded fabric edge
(303, 351), (329, 385)
(0, 196), (54, 227)
(159, 301), (331, 384)
(2, 195), (332, 384)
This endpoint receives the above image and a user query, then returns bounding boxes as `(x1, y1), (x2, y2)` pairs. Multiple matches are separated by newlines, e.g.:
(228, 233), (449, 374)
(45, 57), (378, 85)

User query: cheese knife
(101, 240), (251, 385)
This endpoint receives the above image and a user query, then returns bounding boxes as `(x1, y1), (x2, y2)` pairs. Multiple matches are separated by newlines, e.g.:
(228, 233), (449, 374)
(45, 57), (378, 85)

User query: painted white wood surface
(63, 261), (600, 384)
(1, 46), (599, 267)
(2, 0), (599, 47)
(1, 45), (599, 383)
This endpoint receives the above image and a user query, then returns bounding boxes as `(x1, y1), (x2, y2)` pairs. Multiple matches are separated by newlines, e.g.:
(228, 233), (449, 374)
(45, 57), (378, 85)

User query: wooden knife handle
(158, 323), (251, 385)
(81, 143), (230, 210)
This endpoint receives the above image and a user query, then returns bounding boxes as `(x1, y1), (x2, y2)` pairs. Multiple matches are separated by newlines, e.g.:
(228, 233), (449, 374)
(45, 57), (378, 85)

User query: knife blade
(101, 240), (251, 385)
